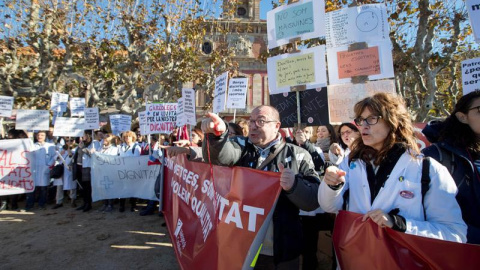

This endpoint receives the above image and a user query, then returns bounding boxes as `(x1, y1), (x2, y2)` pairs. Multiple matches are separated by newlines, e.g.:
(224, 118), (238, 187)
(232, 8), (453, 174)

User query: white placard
(138, 111), (147, 136)
(328, 80), (396, 124)
(84, 107), (99, 130)
(267, 0), (325, 49)
(325, 3), (390, 48)
(182, 88), (197, 125)
(213, 72), (229, 114)
(50, 92), (69, 112)
(267, 45), (327, 95)
(69, 97), (86, 117)
(176, 98), (186, 127)
(226, 78), (248, 109)
(109, 114), (132, 136)
(0, 139), (35, 196)
(326, 41), (394, 85)
(15, 110), (50, 131)
(467, 0), (480, 43)
(145, 103), (177, 135)
(53, 117), (86, 137)
(461, 57), (480, 96)
(0, 96), (14, 117)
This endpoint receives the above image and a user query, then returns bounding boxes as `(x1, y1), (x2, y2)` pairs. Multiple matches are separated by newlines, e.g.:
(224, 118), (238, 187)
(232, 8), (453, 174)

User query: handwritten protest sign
(145, 103), (177, 134)
(53, 117), (85, 137)
(267, 0), (325, 49)
(0, 96), (14, 117)
(182, 88), (197, 125)
(226, 78), (248, 109)
(50, 92), (69, 112)
(325, 3), (389, 48)
(461, 57), (480, 96)
(16, 109), (50, 131)
(270, 87), (329, 127)
(267, 46), (327, 94)
(213, 72), (228, 114)
(466, 0), (480, 43)
(327, 42), (394, 85)
(0, 139), (35, 196)
(176, 98), (186, 127)
(69, 97), (86, 117)
(163, 155), (281, 270)
(138, 111), (147, 136)
(109, 114), (132, 136)
(91, 153), (160, 201)
(328, 80), (395, 124)
(84, 107), (99, 130)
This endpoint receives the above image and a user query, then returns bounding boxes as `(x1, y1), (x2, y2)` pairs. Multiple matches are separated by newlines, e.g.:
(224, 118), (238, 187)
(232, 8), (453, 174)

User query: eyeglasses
(340, 130), (353, 136)
(468, 106), (480, 113)
(354, 115), (382, 126)
(248, 118), (278, 127)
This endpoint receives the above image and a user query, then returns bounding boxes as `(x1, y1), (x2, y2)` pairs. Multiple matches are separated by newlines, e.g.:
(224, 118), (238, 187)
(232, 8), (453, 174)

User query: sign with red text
(0, 139), (35, 196)
(145, 103), (177, 135)
(163, 155), (282, 270)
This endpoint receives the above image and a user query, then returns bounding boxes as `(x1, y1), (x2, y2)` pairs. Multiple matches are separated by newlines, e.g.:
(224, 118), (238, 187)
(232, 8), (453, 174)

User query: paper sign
(270, 88), (329, 128)
(69, 97), (86, 117)
(461, 57), (480, 96)
(327, 42), (394, 85)
(53, 117), (85, 137)
(325, 3), (390, 48)
(328, 80), (396, 124)
(84, 107), (99, 130)
(267, 46), (327, 94)
(0, 96), (14, 117)
(213, 72), (228, 114)
(138, 111), (147, 136)
(182, 88), (197, 125)
(267, 0), (325, 49)
(145, 103), (177, 135)
(0, 139), (35, 196)
(466, 0), (480, 43)
(226, 78), (248, 109)
(176, 98), (186, 127)
(50, 92), (69, 112)
(16, 110), (50, 130)
(109, 114), (132, 136)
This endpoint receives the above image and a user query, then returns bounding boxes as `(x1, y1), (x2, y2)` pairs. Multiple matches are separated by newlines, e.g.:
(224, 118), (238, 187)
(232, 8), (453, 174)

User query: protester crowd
(1, 91), (479, 269)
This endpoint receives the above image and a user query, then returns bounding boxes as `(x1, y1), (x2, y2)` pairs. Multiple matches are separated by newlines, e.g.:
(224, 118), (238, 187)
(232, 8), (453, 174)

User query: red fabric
(333, 211), (480, 270)
(163, 155), (282, 270)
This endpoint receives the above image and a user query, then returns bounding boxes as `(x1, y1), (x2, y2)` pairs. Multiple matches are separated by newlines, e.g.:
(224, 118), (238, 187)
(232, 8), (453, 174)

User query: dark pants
(254, 255), (300, 270)
(301, 213), (336, 270)
(26, 186), (47, 209)
(81, 168), (92, 206)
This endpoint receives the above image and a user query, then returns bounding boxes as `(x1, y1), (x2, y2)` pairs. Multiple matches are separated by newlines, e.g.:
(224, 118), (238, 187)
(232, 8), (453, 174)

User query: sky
(260, 1), (275, 19)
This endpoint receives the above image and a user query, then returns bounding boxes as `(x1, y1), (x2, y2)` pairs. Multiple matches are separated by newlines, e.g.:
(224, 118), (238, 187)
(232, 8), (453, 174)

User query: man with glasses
(201, 105), (320, 269)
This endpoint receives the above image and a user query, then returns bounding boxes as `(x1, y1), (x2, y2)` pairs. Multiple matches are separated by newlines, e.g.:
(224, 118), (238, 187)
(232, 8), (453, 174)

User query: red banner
(162, 155), (282, 270)
(333, 211), (480, 269)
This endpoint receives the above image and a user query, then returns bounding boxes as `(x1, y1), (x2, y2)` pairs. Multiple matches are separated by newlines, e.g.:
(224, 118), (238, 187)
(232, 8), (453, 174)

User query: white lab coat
(33, 142), (56, 187)
(119, 143), (141, 157)
(318, 152), (467, 243)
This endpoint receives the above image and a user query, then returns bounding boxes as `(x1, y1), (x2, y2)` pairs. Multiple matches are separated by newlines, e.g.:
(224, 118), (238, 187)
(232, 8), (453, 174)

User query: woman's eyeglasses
(354, 115), (382, 126)
(468, 106), (480, 113)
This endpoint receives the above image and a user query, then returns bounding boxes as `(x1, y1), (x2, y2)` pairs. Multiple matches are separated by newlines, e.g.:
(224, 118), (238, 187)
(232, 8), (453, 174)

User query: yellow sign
(276, 53), (315, 88)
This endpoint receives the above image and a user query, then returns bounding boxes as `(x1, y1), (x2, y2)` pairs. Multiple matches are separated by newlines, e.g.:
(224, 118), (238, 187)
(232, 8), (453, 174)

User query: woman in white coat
(118, 130), (141, 212)
(319, 93), (467, 243)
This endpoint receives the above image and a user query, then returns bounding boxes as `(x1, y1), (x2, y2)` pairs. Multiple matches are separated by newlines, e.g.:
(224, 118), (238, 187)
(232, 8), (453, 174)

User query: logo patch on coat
(399, 190), (414, 199)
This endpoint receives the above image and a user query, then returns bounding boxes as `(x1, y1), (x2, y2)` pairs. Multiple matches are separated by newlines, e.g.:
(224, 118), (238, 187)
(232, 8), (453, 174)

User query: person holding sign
(202, 105), (320, 268)
(76, 131), (101, 212)
(319, 93), (466, 244)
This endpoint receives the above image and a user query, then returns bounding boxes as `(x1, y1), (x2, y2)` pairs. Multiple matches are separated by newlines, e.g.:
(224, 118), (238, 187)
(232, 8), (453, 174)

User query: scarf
(316, 138), (331, 152)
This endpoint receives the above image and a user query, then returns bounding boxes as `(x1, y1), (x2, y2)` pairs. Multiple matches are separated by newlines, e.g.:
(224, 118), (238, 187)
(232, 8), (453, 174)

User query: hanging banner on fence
(461, 57), (480, 96)
(333, 211), (480, 270)
(270, 87), (329, 127)
(328, 80), (395, 124)
(84, 107), (99, 130)
(466, 0), (480, 43)
(50, 92), (69, 113)
(176, 98), (186, 127)
(266, 0), (325, 49)
(213, 72), (229, 114)
(69, 97), (86, 117)
(53, 117), (85, 137)
(325, 3), (390, 48)
(163, 155), (282, 270)
(15, 109), (50, 131)
(267, 45), (327, 95)
(182, 88), (197, 125)
(0, 139), (35, 196)
(145, 103), (177, 135)
(91, 153), (160, 201)
(0, 96), (14, 117)
(109, 114), (132, 136)
(138, 111), (147, 136)
(226, 78), (248, 109)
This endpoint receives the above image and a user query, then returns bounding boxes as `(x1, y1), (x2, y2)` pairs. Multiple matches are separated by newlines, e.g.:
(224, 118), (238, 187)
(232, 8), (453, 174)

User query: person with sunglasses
(202, 105), (320, 269)
(319, 93), (466, 243)
(422, 90), (480, 244)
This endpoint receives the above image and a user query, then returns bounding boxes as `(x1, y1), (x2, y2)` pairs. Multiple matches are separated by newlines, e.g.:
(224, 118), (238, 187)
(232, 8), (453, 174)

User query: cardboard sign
(50, 92), (69, 112)
(269, 87), (329, 127)
(182, 88), (197, 125)
(15, 109), (50, 131)
(109, 114), (132, 136)
(226, 77), (248, 109)
(0, 139), (35, 196)
(461, 57), (480, 96)
(466, 0), (480, 43)
(337, 47), (381, 78)
(53, 117), (85, 137)
(84, 107), (99, 130)
(267, 0), (325, 49)
(145, 103), (177, 135)
(213, 72), (228, 114)
(69, 97), (86, 117)
(176, 98), (185, 127)
(0, 96), (14, 117)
